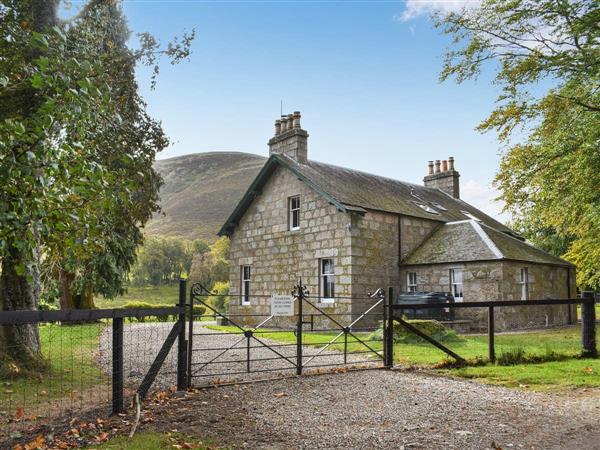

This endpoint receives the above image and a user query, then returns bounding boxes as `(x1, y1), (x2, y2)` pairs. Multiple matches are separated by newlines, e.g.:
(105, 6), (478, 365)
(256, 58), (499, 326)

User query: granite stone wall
(400, 262), (576, 331)
(227, 166), (354, 327)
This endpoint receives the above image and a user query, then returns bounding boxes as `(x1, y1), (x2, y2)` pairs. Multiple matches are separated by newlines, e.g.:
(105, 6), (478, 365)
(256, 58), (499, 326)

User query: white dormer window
(520, 267), (529, 300)
(289, 195), (300, 230)
(461, 210), (481, 221)
(414, 202), (439, 214)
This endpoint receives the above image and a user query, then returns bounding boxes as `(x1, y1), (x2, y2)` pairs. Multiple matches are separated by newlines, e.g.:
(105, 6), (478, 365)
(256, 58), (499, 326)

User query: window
(289, 195), (300, 230)
(241, 265), (251, 305)
(520, 267), (529, 300)
(430, 202), (447, 212)
(450, 268), (464, 302)
(320, 258), (335, 303)
(407, 272), (417, 293)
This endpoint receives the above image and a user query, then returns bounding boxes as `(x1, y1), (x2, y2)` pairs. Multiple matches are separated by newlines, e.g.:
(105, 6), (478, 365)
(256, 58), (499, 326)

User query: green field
(208, 324), (600, 390)
(96, 284), (180, 309)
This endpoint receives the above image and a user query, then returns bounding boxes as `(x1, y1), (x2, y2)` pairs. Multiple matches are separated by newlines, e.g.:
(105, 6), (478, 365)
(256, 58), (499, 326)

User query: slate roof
(403, 220), (574, 267)
(219, 154), (514, 236)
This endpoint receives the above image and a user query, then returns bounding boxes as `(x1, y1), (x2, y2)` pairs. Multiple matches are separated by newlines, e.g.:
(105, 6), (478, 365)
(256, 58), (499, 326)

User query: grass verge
(85, 431), (223, 450)
(207, 323), (600, 390)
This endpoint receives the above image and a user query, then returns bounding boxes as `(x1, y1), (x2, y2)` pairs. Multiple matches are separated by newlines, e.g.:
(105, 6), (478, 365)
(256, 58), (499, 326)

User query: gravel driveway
(97, 321), (380, 389)
(145, 370), (600, 450)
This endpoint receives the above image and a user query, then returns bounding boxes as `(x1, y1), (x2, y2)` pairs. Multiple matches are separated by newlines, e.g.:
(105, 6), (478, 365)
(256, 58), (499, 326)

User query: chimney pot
(428, 161), (434, 175)
(274, 119), (281, 136)
(435, 160), (441, 174)
(448, 156), (455, 171)
(293, 111), (301, 129)
(287, 113), (294, 130)
(442, 160), (448, 172)
(280, 116), (288, 133)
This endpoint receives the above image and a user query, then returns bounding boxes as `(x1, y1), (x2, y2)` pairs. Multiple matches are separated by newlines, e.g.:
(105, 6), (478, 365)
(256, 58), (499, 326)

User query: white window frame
(520, 267), (529, 301)
(289, 195), (300, 231)
(450, 268), (464, 302)
(241, 265), (251, 305)
(320, 258), (335, 303)
(407, 272), (417, 293)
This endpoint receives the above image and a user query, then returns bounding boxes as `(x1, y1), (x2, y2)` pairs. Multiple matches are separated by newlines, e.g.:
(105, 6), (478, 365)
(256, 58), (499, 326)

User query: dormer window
(413, 201), (439, 214)
(430, 202), (447, 211)
(289, 195), (300, 230)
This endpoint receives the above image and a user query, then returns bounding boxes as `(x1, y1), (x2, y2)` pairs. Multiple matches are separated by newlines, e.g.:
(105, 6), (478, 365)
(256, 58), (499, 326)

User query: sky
(66, 0), (508, 222)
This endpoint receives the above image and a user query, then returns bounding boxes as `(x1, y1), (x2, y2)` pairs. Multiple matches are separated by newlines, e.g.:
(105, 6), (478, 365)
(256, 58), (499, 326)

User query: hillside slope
(146, 152), (266, 242)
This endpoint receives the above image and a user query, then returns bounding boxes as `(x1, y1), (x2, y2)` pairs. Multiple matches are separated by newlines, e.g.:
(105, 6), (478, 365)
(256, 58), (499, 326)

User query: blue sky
(68, 1), (506, 221)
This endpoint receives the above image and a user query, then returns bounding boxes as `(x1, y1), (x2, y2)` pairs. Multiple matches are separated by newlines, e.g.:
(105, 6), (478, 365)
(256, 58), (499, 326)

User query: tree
(188, 237), (230, 291)
(436, 0), (600, 287)
(0, 0), (193, 372)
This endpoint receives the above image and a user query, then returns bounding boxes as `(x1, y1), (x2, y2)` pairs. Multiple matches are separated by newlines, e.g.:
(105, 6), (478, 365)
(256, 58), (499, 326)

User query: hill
(145, 152), (266, 242)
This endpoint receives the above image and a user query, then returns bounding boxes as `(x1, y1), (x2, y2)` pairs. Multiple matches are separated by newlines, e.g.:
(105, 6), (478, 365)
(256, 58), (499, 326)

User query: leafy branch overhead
(0, 0), (194, 370)
(436, 0), (600, 287)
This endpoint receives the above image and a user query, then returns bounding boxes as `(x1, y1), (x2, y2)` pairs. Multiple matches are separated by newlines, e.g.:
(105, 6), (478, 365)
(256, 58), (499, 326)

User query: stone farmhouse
(219, 112), (576, 330)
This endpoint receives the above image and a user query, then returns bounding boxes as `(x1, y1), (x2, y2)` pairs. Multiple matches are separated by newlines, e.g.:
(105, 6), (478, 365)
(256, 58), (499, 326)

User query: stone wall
(400, 261), (576, 331)
(399, 215), (440, 261)
(227, 166), (354, 327)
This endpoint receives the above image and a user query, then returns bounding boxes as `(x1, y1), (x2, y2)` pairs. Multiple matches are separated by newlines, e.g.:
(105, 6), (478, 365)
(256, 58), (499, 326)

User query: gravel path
(147, 370), (600, 450)
(97, 321), (380, 389)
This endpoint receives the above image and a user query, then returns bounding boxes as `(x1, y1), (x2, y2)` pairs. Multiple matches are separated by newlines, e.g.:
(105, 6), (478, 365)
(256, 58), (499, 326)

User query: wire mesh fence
(0, 308), (185, 442)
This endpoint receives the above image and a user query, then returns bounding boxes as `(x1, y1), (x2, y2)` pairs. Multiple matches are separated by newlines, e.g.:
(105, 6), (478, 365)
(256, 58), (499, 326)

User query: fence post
(112, 317), (124, 415)
(187, 284), (194, 388)
(581, 291), (597, 358)
(296, 280), (304, 376)
(488, 306), (495, 363)
(177, 279), (187, 391)
(386, 289), (394, 367)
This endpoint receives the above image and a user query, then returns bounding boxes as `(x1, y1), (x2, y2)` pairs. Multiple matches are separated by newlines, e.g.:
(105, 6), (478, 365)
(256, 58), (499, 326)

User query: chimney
(268, 111), (308, 163)
(423, 156), (460, 198)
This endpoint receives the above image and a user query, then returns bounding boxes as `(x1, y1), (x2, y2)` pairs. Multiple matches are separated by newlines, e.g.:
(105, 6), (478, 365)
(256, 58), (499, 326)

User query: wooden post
(581, 291), (597, 358)
(488, 306), (495, 363)
(177, 279), (187, 391)
(112, 317), (124, 414)
(386, 290), (395, 367)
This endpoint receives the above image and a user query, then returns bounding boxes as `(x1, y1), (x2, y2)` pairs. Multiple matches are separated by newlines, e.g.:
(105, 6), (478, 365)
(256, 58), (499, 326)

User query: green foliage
(130, 237), (209, 286)
(188, 237), (230, 291)
(208, 281), (230, 313)
(368, 320), (462, 344)
(436, 0), (600, 288)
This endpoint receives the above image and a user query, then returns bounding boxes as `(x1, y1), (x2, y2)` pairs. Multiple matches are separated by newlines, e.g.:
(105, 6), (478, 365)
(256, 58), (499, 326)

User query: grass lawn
(96, 284), (180, 309)
(0, 323), (105, 419)
(86, 431), (222, 450)
(207, 324), (600, 390)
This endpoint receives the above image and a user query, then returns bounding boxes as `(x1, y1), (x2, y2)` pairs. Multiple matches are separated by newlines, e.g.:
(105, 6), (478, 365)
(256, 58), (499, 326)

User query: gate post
(112, 317), (124, 414)
(177, 278), (188, 390)
(296, 279), (304, 376)
(581, 291), (597, 358)
(386, 289), (395, 367)
(187, 284), (195, 388)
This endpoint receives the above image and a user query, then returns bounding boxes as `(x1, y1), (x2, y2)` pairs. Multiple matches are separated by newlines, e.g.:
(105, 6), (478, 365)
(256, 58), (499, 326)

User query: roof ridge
(470, 220), (504, 259)
(478, 221), (573, 266)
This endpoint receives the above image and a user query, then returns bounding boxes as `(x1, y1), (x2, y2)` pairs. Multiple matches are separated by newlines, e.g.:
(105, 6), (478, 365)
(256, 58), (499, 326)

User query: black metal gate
(186, 281), (388, 387)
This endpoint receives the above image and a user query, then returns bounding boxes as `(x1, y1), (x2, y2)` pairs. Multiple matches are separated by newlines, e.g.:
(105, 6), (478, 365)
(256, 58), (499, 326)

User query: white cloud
(460, 179), (510, 224)
(398, 0), (480, 22)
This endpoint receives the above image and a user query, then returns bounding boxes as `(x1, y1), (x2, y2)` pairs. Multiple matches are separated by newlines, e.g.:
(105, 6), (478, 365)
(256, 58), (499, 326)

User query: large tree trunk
(0, 242), (46, 374)
(58, 269), (76, 310)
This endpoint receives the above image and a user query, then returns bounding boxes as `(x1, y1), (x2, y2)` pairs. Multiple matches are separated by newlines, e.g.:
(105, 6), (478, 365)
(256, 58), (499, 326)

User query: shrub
(368, 319), (462, 344)
(123, 301), (179, 322)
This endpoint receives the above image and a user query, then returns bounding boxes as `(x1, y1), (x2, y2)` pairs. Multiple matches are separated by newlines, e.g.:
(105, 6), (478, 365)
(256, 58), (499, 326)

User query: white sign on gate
(271, 295), (295, 316)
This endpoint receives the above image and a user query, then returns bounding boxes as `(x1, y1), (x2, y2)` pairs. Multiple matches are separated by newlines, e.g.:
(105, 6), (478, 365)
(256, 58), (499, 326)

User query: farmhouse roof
(218, 154), (514, 237)
(402, 220), (574, 267)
